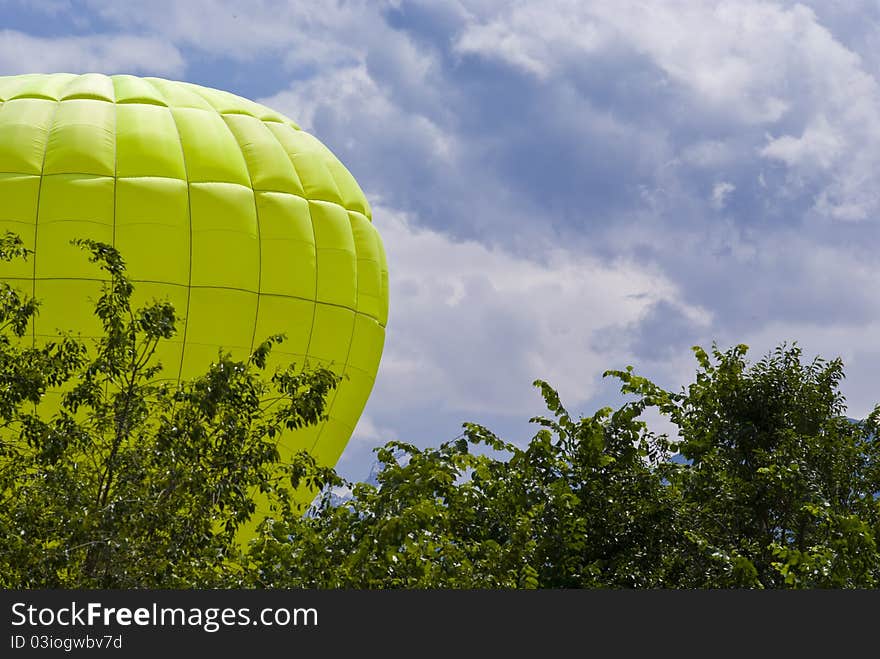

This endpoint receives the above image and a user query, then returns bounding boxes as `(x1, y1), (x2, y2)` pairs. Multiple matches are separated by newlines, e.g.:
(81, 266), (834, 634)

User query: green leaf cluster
(0, 234), (340, 587)
(249, 350), (880, 588)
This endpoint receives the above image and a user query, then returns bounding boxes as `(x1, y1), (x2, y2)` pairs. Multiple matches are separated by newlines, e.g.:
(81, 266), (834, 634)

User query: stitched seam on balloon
(30, 170), (184, 179)
(144, 78), (193, 385)
(221, 110), (269, 119)
(30, 92), (63, 351)
(218, 106), (297, 128)
(111, 73), (118, 269)
(115, 98), (168, 107)
(105, 73), (119, 411)
(308, 293), (358, 456)
(146, 77), (214, 112)
(345, 210), (364, 318)
(27, 222), (118, 236)
(7, 94), (57, 102)
(32, 304), (386, 342)
(61, 94), (113, 102)
(41, 114), (128, 187)
(309, 207), (367, 456)
(191, 179), (372, 223)
(268, 134), (377, 452)
(22, 172), (185, 181)
(257, 123), (308, 195)
(349, 211), (384, 317)
(264, 121), (322, 377)
(1, 73), (75, 102)
(110, 221), (190, 230)
(22, 274), (384, 326)
(208, 109), (265, 358)
(60, 73), (114, 102)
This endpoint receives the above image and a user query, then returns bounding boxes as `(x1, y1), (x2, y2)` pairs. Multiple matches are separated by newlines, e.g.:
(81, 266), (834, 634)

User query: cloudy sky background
(2, 0), (879, 480)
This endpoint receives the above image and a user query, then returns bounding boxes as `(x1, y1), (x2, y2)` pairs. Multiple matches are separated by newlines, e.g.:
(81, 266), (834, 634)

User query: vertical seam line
(309, 205), (363, 457)
(206, 107), (263, 358)
(264, 121), (320, 370)
(31, 77), (65, 350)
(144, 77), (192, 385)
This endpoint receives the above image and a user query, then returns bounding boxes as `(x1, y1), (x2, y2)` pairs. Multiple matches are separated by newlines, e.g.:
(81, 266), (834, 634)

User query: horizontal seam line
(22, 276), (385, 323)
(0, 175), (370, 219)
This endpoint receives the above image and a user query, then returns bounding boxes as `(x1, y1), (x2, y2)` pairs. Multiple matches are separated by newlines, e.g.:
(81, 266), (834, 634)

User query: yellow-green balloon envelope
(0, 73), (388, 507)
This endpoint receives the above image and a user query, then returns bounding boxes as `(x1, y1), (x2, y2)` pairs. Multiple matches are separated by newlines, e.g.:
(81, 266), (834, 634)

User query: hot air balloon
(0, 73), (389, 502)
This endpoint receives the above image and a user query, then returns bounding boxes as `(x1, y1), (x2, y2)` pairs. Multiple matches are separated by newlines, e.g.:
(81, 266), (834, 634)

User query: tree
(0, 233), (340, 588)
(246, 383), (686, 588)
(611, 343), (880, 587)
(249, 346), (880, 589)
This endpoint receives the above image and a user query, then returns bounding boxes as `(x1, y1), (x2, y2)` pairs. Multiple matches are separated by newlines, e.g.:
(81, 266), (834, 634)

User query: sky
(2, 0), (879, 481)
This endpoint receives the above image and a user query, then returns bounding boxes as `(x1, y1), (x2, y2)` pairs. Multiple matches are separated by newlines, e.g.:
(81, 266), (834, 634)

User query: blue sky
(3, 1), (880, 481)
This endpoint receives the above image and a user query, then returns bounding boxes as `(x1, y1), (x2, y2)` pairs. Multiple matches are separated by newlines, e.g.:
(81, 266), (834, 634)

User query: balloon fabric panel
(0, 73), (388, 511)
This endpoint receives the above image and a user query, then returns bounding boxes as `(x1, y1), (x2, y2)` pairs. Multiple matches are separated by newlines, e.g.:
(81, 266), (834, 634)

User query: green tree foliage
(0, 233), (340, 588)
(1, 232), (878, 588)
(250, 351), (880, 589)
(247, 392), (684, 588)
(611, 344), (880, 587)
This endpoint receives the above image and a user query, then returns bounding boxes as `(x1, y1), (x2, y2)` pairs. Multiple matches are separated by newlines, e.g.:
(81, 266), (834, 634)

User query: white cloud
(0, 29), (184, 76)
(761, 114), (844, 170)
(455, 1), (799, 123)
(85, 0), (364, 67)
(454, 1), (880, 222)
(680, 140), (739, 168)
(455, 1), (608, 78)
(349, 414), (389, 445)
(711, 181), (735, 210)
(337, 413), (400, 478)
(258, 63), (455, 162)
(371, 204), (709, 416)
